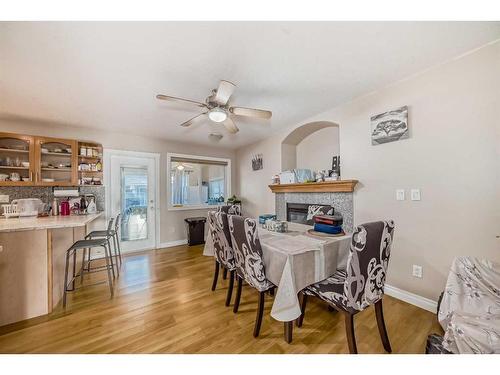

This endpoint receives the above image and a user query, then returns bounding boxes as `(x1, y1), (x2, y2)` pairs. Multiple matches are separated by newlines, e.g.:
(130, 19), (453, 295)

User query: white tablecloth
(203, 222), (351, 322)
(438, 257), (500, 353)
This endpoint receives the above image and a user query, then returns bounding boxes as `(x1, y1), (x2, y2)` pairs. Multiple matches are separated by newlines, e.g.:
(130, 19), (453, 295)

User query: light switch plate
(412, 265), (423, 278)
(0, 195), (9, 203)
(411, 189), (421, 201)
(396, 189), (405, 201)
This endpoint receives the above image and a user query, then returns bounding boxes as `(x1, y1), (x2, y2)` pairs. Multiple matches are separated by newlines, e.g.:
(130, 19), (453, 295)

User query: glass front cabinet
(0, 133), (36, 186)
(0, 132), (80, 186)
(34, 136), (78, 186)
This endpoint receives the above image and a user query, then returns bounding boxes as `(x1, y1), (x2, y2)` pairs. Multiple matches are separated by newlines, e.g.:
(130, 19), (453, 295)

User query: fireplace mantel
(268, 179), (358, 193)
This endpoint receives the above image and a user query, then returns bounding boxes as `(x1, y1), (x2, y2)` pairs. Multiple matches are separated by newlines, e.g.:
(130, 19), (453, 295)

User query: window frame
(166, 152), (231, 211)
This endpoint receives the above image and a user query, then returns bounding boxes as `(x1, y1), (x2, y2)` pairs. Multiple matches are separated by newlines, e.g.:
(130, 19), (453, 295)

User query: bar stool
(85, 217), (119, 276)
(63, 237), (114, 307)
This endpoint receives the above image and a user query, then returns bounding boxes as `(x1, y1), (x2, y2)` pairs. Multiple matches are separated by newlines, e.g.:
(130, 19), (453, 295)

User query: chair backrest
(343, 220), (395, 312)
(208, 211), (234, 270)
(228, 215), (268, 290)
(114, 213), (121, 232)
(106, 217), (115, 233)
(218, 204), (241, 216)
(306, 204), (334, 225)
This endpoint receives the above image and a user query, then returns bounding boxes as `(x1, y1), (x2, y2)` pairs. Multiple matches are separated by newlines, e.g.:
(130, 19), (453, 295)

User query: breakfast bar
(0, 213), (103, 326)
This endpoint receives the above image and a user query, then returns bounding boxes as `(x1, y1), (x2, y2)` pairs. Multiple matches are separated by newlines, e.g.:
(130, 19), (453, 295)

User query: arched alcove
(281, 121), (340, 172)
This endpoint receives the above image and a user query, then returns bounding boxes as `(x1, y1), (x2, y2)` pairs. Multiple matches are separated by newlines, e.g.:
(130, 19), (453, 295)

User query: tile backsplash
(0, 186), (105, 211)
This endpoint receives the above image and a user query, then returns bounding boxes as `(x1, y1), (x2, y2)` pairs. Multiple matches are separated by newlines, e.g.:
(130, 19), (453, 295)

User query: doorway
(104, 150), (160, 253)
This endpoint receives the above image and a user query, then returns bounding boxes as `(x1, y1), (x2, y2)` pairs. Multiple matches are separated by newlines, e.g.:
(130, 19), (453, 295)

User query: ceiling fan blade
(156, 94), (207, 108)
(229, 106), (272, 119)
(214, 80), (236, 105)
(222, 117), (239, 134)
(180, 112), (207, 127)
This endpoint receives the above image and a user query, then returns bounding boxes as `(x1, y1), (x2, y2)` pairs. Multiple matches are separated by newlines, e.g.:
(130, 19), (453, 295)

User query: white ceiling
(1, 22), (499, 149)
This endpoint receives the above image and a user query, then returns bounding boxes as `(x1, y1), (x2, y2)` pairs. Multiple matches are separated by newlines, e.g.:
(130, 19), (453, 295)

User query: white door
(106, 151), (159, 253)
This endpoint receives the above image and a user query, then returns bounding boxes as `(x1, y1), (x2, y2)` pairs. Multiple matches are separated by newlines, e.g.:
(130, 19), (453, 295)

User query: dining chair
(298, 220), (395, 354)
(228, 215), (275, 337)
(306, 204), (334, 225)
(217, 204), (241, 279)
(208, 210), (236, 306)
(218, 204), (241, 216)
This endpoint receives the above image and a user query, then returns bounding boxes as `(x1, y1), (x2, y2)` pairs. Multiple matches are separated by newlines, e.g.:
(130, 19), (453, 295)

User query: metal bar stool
(63, 237), (114, 307)
(84, 217), (119, 277)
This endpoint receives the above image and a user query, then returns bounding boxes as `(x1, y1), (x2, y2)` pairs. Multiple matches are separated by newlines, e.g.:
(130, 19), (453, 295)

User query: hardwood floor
(0, 244), (442, 353)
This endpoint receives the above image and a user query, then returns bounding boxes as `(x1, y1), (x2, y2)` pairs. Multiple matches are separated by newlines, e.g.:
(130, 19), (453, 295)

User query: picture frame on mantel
(371, 105), (409, 145)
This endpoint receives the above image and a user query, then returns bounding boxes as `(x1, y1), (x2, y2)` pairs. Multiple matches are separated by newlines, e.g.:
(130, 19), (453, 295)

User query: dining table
(203, 220), (352, 343)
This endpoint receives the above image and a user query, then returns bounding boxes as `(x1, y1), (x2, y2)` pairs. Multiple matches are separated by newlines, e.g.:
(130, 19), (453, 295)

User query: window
(168, 153), (231, 209)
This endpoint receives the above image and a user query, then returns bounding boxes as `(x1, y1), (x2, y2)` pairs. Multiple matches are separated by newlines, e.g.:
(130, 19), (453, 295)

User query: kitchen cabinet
(34, 136), (78, 186)
(0, 132), (36, 186)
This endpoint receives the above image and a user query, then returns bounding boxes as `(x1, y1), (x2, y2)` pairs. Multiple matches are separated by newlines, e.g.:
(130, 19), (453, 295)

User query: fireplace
(286, 203), (311, 224)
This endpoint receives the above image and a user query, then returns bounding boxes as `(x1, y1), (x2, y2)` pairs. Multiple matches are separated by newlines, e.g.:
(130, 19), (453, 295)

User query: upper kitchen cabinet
(0, 133), (36, 186)
(34, 136), (78, 186)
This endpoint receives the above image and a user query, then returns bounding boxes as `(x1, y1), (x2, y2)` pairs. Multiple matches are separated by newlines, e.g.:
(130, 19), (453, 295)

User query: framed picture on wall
(371, 105), (409, 145)
(252, 154), (263, 171)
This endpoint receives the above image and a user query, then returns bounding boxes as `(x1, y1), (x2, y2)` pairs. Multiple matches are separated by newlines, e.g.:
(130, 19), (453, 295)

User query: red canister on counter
(60, 200), (70, 216)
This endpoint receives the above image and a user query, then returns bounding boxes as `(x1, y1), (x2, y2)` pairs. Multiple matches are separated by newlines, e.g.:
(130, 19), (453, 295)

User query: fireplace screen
(286, 203), (310, 225)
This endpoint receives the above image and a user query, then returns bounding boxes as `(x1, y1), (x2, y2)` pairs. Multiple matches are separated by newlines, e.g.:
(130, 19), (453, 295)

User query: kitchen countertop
(0, 212), (103, 233)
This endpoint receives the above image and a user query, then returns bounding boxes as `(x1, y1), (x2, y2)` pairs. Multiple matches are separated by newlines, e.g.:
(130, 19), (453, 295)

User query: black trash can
(184, 217), (207, 246)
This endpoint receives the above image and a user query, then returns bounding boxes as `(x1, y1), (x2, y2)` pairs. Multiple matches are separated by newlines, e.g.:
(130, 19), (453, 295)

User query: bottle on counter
(52, 198), (59, 216)
(80, 195), (87, 214)
(87, 197), (97, 214)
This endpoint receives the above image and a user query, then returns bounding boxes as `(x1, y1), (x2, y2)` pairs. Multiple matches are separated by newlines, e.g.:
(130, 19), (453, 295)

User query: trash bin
(184, 217), (207, 246)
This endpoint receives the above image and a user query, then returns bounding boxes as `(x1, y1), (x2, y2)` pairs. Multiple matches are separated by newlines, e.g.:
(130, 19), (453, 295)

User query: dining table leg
(284, 321), (293, 343)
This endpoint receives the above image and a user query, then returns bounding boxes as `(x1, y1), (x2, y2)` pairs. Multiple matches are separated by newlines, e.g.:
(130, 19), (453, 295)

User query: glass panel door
(121, 167), (148, 242)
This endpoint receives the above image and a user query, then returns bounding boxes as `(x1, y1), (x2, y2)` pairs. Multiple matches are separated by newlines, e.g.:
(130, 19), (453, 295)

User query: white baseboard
(158, 239), (188, 249)
(385, 284), (438, 313)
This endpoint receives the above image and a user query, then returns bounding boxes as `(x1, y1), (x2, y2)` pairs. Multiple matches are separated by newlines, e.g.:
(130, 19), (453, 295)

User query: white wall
(296, 126), (340, 171)
(235, 40), (500, 301)
(0, 118), (236, 245)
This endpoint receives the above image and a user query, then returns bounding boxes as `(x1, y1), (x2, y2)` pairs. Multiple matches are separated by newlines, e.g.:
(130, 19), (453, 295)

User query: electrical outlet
(396, 189), (405, 201)
(411, 189), (421, 201)
(412, 264), (423, 278)
(0, 195), (9, 203)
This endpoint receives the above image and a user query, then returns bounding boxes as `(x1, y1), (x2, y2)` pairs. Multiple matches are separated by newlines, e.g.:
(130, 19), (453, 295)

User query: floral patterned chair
(218, 204), (241, 216)
(298, 220), (395, 353)
(208, 211), (236, 307)
(228, 215), (275, 337)
(306, 204), (334, 225)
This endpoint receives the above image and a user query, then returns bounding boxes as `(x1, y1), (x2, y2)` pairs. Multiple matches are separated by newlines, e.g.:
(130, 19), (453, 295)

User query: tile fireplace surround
(275, 192), (353, 232)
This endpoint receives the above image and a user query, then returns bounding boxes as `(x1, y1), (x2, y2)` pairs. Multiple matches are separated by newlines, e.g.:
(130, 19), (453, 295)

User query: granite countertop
(0, 212), (103, 233)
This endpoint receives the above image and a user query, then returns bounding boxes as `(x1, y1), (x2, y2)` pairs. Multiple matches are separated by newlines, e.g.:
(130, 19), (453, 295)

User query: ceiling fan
(156, 80), (272, 134)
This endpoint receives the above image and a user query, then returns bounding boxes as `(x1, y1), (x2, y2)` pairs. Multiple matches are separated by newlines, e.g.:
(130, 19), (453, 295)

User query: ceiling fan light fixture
(208, 108), (227, 123)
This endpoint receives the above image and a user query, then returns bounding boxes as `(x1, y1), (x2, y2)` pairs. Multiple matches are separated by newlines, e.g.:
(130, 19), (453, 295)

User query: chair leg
(62, 250), (71, 308)
(80, 248), (87, 285)
(297, 293), (308, 327)
(111, 235), (120, 276)
(115, 232), (123, 266)
(233, 275), (243, 313)
(375, 300), (392, 353)
(107, 238), (116, 278)
(253, 291), (265, 338)
(223, 267), (228, 280)
(87, 247), (92, 271)
(211, 261), (219, 291)
(344, 312), (358, 354)
(102, 244), (114, 298)
(225, 270), (235, 306)
(71, 248), (77, 290)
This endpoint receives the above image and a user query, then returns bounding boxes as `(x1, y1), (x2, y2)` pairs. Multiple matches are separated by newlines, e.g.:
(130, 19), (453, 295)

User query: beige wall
(0, 118), (236, 245)
(235, 41), (500, 301)
(296, 126), (340, 171)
